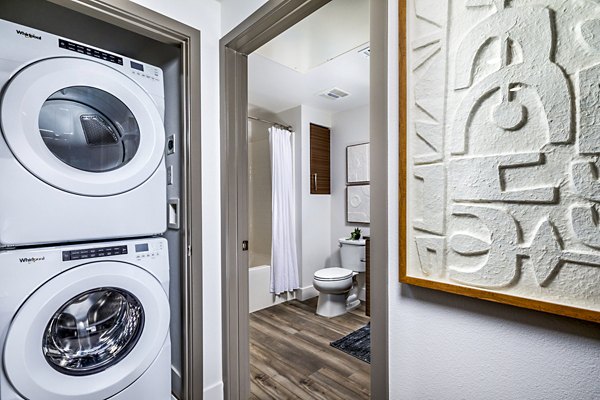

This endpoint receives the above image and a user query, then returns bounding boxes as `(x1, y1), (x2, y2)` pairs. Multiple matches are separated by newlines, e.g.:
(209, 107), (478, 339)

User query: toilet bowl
(313, 267), (355, 318)
(313, 238), (366, 318)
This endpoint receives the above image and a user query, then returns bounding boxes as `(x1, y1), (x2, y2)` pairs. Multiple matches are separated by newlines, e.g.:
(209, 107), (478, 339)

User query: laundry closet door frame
(220, 0), (390, 399)
(46, 1), (203, 399)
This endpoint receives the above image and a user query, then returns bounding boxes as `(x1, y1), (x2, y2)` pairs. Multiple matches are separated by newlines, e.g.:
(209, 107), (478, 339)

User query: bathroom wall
(247, 106), (277, 268)
(247, 125), (271, 268)
(330, 105), (370, 265)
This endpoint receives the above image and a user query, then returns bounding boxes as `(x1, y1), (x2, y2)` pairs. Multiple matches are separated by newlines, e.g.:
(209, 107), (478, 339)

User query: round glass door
(0, 57), (165, 196)
(3, 261), (169, 400)
(42, 287), (144, 375)
(39, 87), (141, 173)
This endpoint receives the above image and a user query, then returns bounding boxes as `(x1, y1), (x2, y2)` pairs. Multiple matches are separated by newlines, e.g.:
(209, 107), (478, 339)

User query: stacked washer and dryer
(0, 19), (172, 400)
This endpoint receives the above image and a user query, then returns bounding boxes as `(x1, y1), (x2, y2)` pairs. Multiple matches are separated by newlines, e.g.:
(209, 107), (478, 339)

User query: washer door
(3, 261), (169, 400)
(0, 57), (165, 196)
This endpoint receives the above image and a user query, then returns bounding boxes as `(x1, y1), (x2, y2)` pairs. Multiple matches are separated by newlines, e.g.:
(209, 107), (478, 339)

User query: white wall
(220, 0), (269, 35)
(330, 105), (370, 264)
(128, 1), (223, 399)
(385, 2), (600, 400)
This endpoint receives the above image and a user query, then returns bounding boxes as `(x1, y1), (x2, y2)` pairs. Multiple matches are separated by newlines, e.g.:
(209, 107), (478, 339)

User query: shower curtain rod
(248, 115), (293, 131)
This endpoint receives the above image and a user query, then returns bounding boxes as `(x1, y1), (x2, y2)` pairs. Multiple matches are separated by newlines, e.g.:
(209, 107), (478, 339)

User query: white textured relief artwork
(347, 143), (370, 183)
(406, 0), (600, 312)
(348, 185), (370, 223)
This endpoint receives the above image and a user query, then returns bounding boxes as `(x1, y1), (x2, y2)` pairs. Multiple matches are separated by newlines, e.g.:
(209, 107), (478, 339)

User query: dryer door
(0, 57), (165, 196)
(3, 261), (169, 400)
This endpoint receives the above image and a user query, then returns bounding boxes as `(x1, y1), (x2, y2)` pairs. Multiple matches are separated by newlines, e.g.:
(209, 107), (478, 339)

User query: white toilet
(313, 238), (366, 318)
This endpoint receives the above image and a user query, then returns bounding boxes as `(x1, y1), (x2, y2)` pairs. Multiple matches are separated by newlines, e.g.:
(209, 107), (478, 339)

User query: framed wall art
(348, 184), (370, 224)
(400, 0), (600, 323)
(347, 142), (370, 184)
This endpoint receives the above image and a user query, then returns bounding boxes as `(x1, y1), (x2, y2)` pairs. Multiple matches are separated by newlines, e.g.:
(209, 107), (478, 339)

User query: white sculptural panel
(347, 185), (370, 224)
(405, 0), (600, 318)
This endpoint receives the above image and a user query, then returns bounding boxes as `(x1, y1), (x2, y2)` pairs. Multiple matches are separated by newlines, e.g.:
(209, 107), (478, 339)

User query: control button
(71, 254), (80, 260)
(62, 252), (71, 261)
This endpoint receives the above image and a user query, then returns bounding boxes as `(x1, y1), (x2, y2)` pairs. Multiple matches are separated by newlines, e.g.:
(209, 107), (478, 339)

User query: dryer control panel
(59, 39), (123, 65)
(62, 245), (127, 261)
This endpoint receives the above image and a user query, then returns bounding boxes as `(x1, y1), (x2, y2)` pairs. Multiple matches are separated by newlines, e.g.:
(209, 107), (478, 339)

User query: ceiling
(248, 0), (370, 114)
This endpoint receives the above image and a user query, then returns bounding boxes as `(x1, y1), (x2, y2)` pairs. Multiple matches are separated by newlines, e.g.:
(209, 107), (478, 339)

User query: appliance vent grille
(318, 87), (351, 100)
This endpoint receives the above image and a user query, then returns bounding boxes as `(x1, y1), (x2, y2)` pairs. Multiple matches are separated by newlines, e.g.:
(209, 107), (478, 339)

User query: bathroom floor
(249, 297), (370, 399)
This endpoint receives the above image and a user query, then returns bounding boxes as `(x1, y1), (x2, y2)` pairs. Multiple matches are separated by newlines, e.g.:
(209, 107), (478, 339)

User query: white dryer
(0, 237), (171, 400)
(0, 19), (167, 247)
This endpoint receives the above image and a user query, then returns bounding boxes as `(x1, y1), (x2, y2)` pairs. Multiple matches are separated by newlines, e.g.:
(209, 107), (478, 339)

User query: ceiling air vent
(318, 87), (351, 100)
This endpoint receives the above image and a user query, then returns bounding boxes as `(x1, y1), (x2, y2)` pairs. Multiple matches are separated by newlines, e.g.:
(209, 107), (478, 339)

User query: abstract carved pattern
(407, 0), (600, 313)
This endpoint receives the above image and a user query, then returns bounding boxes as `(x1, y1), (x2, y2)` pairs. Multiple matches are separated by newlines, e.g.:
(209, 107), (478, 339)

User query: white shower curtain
(269, 126), (300, 294)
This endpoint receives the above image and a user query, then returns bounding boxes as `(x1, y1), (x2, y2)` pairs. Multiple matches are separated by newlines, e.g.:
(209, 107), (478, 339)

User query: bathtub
(249, 264), (296, 313)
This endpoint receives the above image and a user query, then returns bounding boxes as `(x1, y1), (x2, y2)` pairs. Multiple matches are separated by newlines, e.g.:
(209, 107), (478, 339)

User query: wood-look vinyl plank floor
(249, 298), (371, 399)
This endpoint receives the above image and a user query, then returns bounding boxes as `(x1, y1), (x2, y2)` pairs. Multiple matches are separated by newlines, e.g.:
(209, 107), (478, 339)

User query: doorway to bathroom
(246, 2), (371, 396)
(221, 0), (388, 398)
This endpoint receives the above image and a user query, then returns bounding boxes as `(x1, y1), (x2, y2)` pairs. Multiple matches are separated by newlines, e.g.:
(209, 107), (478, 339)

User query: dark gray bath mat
(330, 323), (370, 363)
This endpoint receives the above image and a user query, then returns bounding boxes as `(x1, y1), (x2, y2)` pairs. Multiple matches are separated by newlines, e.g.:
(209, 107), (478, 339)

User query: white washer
(0, 237), (171, 400)
(0, 19), (167, 247)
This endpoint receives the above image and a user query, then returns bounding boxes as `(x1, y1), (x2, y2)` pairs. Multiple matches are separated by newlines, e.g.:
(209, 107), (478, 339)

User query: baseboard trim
(297, 285), (318, 301)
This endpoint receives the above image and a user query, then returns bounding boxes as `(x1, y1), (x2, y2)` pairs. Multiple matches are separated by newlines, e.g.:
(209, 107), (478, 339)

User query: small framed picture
(346, 143), (370, 184)
(347, 185), (370, 224)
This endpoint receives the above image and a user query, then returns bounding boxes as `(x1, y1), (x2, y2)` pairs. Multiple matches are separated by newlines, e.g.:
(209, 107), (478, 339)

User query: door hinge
(242, 240), (249, 251)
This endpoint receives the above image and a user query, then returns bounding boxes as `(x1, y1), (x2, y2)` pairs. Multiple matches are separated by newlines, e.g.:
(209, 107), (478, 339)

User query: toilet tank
(339, 238), (366, 272)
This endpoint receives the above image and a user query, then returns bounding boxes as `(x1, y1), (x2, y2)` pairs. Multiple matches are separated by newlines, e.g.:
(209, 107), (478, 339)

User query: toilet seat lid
(314, 267), (353, 281)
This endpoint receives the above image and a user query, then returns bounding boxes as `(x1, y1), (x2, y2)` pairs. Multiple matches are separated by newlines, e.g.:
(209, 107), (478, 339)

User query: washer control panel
(62, 245), (128, 261)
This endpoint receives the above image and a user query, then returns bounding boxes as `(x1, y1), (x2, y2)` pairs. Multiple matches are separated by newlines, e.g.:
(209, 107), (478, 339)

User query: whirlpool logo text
(19, 256), (45, 263)
(16, 30), (42, 40)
